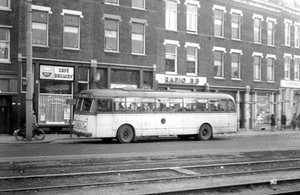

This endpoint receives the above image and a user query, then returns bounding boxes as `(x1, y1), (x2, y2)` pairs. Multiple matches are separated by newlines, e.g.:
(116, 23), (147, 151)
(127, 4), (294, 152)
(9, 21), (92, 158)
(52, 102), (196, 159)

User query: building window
(295, 23), (300, 48)
(231, 10), (242, 40)
(164, 40), (179, 74)
(253, 54), (262, 81)
(267, 18), (276, 46)
(0, 28), (10, 63)
(295, 57), (300, 81)
(253, 15), (262, 44)
(62, 10), (83, 49)
(132, 0), (145, 9)
(285, 20), (292, 46)
(267, 57), (275, 82)
(213, 6), (225, 37)
(104, 18), (119, 52)
(186, 2), (198, 33)
(105, 0), (119, 5)
(186, 46), (198, 75)
(32, 6), (51, 46)
(213, 47), (225, 78)
(231, 51), (241, 79)
(78, 67), (89, 92)
(0, 0), (10, 10)
(131, 22), (145, 54)
(165, 0), (177, 31)
(284, 54), (291, 80)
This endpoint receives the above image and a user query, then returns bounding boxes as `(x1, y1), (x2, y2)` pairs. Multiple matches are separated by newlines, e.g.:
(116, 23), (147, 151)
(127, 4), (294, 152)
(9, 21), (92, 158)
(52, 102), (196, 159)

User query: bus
(73, 88), (237, 143)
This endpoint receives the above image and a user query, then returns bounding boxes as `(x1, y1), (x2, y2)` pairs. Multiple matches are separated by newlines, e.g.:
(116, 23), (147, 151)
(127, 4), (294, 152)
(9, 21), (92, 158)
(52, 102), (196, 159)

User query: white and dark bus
(73, 88), (237, 143)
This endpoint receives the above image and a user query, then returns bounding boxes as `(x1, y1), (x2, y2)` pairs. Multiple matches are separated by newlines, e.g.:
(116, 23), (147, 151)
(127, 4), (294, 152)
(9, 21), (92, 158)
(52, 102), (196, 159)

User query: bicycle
(14, 123), (45, 141)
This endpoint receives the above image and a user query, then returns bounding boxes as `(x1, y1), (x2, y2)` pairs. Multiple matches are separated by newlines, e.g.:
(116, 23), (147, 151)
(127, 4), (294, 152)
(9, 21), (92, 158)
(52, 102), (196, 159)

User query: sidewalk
(0, 127), (299, 144)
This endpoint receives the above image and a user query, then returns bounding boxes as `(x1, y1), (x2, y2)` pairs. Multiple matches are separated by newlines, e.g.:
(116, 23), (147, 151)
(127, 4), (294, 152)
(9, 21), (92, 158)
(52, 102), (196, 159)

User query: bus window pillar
(251, 92), (257, 130)
(153, 64), (157, 90)
(244, 86), (251, 130)
(90, 59), (97, 89)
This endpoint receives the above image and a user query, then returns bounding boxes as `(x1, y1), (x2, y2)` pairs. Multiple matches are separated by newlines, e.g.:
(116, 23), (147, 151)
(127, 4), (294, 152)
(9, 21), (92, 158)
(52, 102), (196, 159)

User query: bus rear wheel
(195, 124), (212, 141)
(117, 125), (134, 143)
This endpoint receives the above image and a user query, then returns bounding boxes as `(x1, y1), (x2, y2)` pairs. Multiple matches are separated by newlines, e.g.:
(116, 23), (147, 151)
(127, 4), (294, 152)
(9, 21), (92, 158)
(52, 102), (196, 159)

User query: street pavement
(0, 126), (299, 144)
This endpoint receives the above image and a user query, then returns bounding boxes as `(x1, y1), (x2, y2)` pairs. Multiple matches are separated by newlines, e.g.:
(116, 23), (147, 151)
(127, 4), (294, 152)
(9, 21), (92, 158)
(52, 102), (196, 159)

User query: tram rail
(1, 158), (300, 194)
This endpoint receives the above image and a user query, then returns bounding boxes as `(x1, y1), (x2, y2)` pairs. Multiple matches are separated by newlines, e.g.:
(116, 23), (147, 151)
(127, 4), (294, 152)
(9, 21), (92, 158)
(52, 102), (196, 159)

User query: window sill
(33, 45), (49, 48)
(132, 53), (146, 56)
(165, 72), (177, 75)
(0, 60), (11, 64)
(214, 77), (225, 80)
(214, 35), (225, 39)
(253, 80), (262, 83)
(231, 78), (241, 81)
(132, 7), (146, 11)
(0, 7), (12, 11)
(186, 73), (197, 76)
(105, 50), (120, 54)
(186, 31), (198, 35)
(165, 29), (178, 32)
(104, 3), (120, 6)
(63, 47), (81, 51)
(231, 38), (241, 41)
(267, 81), (275, 83)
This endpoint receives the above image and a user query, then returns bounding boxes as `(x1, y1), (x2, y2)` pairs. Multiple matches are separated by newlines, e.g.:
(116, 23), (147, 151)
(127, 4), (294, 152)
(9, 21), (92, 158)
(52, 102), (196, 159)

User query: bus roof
(78, 88), (234, 100)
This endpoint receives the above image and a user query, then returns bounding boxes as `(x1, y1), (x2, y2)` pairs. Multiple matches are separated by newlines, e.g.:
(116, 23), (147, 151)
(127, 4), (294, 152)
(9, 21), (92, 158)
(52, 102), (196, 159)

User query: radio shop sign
(40, 65), (74, 81)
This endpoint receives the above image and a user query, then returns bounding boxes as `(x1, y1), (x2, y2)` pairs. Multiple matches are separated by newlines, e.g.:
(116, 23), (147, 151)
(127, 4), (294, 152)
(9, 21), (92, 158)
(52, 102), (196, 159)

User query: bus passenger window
(113, 98), (126, 112)
(156, 98), (169, 112)
(209, 99), (220, 111)
(228, 99), (235, 111)
(183, 98), (196, 112)
(97, 99), (112, 112)
(142, 98), (155, 112)
(170, 99), (183, 112)
(196, 99), (208, 112)
(220, 100), (227, 111)
(126, 97), (141, 112)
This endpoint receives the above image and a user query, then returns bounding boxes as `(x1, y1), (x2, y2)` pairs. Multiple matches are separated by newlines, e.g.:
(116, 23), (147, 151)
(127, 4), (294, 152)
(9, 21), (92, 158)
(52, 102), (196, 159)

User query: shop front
(38, 65), (74, 125)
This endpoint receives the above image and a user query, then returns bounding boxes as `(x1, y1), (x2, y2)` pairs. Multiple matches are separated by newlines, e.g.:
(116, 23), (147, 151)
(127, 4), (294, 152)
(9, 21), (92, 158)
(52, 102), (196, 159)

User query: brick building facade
(1, 0), (300, 133)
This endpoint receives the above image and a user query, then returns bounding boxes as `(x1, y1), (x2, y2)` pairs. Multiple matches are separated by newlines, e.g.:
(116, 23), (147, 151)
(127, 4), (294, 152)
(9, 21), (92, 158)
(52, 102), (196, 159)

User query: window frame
(295, 22), (300, 48)
(213, 5), (226, 38)
(284, 19), (292, 47)
(132, 0), (145, 9)
(0, 27), (10, 63)
(266, 54), (276, 82)
(294, 56), (300, 81)
(267, 17), (276, 46)
(284, 53), (292, 80)
(130, 18), (147, 55)
(104, 0), (119, 5)
(253, 14), (263, 44)
(165, 0), (178, 31)
(62, 9), (83, 50)
(213, 47), (226, 79)
(186, 0), (200, 34)
(253, 52), (263, 81)
(164, 39), (179, 74)
(230, 49), (242, 80)
(31, 5), (52, 47)
(185, 42), (200, 76)
(230, 9), (242, 40)
(103, 14), (121, 53)
(0, 0), (10, 11)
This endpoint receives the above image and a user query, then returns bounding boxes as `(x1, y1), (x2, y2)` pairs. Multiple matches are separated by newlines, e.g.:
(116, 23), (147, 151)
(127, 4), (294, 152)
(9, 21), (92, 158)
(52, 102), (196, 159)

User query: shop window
(95, 69), (107, 89)
(143, 71), (152, 89)
(111, 69), (138, 88)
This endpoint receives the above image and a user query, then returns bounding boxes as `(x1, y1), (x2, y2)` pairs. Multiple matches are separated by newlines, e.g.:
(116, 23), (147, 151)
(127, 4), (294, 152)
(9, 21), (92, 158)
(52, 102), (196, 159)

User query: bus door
(96, 99), (114, 137)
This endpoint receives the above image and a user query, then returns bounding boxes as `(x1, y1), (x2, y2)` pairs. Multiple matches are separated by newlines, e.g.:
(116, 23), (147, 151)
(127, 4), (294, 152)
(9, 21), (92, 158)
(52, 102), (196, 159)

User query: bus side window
(113, 98), (126, 112)
(196, 99), (208, 112)
(141, 98), (156, 112)
(183, 98), (196, 112)
(220, 99), (227, 112)
(209, 99), (220, 111)
(97, 99), (112, 112)
(228, 99), (236, 111)
(126, 97), (141, 112)
(156, 98), (169, 112)
(170, 99), (183, 112)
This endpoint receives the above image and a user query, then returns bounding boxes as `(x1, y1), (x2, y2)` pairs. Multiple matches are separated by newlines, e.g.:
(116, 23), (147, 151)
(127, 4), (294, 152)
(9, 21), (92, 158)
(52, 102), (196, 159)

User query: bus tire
(195, 124), (212, 141)
(117, 125), (134, 143)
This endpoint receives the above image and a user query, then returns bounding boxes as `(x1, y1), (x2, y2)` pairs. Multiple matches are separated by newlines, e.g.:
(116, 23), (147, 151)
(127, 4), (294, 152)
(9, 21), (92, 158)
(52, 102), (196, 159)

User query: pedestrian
(297, 114), (300, 130)
(270, 114), (276, 132)
(280, 112), (287, 130)
(292, 113), (297, 130)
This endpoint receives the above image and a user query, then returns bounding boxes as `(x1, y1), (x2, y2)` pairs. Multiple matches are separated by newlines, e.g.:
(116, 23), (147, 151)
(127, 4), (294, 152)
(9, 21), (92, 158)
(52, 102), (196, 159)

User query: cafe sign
(156, 74), (206, 86)
(40, 65), (74, 81)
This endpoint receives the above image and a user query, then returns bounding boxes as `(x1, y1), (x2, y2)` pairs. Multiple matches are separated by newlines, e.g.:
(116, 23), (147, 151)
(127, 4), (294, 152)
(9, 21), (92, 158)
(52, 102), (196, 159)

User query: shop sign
(40, 65), (74, 81)
(281, 80), (300, 88)
(156, 74), (206, 86)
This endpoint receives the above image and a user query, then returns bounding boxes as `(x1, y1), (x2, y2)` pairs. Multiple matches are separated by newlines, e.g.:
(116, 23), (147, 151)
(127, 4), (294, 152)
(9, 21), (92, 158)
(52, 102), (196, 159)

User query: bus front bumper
(72, 129), (92, 137)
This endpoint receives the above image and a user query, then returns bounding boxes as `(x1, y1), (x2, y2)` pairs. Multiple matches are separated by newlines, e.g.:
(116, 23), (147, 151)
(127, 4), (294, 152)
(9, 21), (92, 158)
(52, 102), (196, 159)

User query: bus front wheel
(117, 125), (134, 143)
(195, 124), (212, 141)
